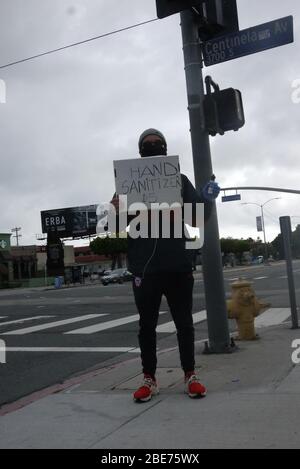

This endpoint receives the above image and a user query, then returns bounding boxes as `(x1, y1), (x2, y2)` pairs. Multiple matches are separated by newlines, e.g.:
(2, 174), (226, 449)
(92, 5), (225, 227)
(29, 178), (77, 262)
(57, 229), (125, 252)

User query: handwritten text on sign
(113, 155), (182, 208)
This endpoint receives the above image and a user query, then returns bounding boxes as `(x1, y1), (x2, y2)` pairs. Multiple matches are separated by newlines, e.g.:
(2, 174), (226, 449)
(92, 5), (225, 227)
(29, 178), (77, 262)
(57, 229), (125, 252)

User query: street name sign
(222, 194), (241, 202)
(203, 16), (294, 66)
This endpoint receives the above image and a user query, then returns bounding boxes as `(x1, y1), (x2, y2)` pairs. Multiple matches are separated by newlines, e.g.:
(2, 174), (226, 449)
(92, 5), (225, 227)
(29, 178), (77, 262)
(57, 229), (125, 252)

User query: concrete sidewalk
(0, 323), (300, 449)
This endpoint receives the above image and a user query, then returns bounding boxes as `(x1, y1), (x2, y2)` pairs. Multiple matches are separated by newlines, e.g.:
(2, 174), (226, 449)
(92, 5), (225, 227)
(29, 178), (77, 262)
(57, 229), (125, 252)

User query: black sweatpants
(132, 272), (195, 377)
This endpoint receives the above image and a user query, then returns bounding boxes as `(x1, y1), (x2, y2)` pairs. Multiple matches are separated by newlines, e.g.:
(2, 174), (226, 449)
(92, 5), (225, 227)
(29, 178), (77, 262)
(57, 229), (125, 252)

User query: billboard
(41, 205), (98, 238)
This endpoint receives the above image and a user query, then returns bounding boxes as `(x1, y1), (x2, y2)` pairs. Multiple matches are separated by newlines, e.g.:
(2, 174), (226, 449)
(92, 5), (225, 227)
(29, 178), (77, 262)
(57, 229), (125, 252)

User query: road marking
(157, 310), (207, 333)
(0, 316), (54, 327)
(3, 347), (140, 353)
(2, 314), (107, 336)
(227, 278), (239, 281)
(0, 317), (7, 319)
(279, 275), (288, 279)
(65, 311), (167, 335)
(256, 308), (291, 328)
(253, 276), (268, 280)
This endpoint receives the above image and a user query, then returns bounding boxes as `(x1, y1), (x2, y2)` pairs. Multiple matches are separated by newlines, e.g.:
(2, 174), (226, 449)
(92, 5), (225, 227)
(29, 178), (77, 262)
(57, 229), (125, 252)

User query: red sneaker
(133, 375), (158, 403)
(185, 374), (207, 398)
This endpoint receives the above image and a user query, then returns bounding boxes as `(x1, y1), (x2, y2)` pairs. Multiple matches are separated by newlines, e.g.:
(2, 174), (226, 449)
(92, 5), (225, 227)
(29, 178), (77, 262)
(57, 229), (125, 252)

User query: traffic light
(156, 1), (239, 35)
(156, 1), (203, 19)
(204, 87), (245, 136)
(198, 0), (239, 40)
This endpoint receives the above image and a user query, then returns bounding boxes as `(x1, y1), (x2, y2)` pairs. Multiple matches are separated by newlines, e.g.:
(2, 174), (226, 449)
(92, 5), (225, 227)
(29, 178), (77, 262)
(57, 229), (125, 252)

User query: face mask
(141, 141), (167, 157)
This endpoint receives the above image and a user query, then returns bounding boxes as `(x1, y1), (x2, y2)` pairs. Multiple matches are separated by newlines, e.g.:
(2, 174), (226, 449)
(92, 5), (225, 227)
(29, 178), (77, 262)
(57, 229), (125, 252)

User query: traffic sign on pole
(203, 16), (294, 66)
(222, 194), (241, 202)
(256, 216), (263, 232)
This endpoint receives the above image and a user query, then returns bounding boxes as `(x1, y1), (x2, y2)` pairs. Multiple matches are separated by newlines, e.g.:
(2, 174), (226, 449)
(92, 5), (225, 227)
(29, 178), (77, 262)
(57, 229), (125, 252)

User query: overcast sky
(0, 0), (299, 247)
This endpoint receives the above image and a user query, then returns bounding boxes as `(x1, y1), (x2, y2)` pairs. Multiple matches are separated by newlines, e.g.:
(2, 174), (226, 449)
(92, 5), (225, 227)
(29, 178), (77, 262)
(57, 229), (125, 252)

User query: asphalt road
(0, 260), (299, 406)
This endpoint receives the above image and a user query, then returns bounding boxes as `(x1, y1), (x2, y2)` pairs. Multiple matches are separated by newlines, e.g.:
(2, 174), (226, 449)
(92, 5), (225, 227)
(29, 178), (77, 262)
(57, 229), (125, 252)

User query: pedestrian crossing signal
(198, 0), (239, 40)
(204, 88), (245, 136)
(156, 1), (203, 19)
(156, 1), (239, 39)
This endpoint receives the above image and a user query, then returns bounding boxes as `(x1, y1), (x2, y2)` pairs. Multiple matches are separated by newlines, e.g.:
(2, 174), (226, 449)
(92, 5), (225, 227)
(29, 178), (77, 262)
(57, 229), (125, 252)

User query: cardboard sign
(113, 155), (183, 209)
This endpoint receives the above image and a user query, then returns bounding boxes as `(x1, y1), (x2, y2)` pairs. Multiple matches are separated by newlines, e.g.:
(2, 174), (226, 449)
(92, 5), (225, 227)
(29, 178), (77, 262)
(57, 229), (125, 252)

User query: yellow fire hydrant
(227, 279), (270, 340)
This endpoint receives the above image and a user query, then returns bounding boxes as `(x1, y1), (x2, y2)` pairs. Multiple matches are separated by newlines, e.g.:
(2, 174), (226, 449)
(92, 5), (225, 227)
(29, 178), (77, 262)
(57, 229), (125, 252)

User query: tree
(292, 224), (300, 258)
(270, 224), (300, 260)
(90, 235), (128, 270)
(221, 238), (251, 258)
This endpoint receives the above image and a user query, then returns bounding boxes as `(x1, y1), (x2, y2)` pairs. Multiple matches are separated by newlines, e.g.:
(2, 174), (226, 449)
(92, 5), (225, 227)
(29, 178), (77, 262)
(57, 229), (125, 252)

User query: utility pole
(180, 10), (231, 353)
(11, 227), (22, 246)
(280, 216), (299, 329)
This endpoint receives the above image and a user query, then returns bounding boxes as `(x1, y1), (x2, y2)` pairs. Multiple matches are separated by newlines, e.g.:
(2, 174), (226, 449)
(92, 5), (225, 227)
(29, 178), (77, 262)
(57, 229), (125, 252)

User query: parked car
(102, 269), (112, 276)
(101, 268), (133, 286)
(121, 269), (134, 281)
(252, 256), (264, 265)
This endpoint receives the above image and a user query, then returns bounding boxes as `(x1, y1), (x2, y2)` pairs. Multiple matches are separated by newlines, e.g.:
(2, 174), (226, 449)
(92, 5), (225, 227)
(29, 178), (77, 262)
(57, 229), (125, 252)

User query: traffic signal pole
(180, 10), (232, 353)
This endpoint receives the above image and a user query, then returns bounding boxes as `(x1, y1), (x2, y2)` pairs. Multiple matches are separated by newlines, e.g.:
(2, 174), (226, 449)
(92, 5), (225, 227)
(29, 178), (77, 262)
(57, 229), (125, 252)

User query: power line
(0, 18), (159, 70)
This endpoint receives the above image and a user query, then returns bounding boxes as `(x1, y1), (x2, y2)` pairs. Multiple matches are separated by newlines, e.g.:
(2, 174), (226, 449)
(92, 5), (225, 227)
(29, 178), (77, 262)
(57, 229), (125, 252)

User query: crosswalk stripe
(0, 316), (54, 327)
(2, 347), (140, 353)
(0, 317), (7, 319)
(157, 310), (207, 333)
(253, 276), (268, 280)
(2, 314), (107, 336)
(255, 308), (291, 328)
(65, 311), (168, 335)
(0, 307), (292, 338)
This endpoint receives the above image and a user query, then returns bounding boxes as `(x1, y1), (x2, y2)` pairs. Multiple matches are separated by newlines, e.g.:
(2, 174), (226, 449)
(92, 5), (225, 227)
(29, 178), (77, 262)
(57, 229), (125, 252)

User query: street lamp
(241, 198), (281, 262)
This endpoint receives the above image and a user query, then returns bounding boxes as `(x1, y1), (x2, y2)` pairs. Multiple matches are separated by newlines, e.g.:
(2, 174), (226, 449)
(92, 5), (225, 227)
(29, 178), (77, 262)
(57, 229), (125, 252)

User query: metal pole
(261, 205), (269, 262)
(180, 10), (231, 353)
(279, 216), (299, 329)
(221, 186), (300, 195)
(44, 263), (47, 287)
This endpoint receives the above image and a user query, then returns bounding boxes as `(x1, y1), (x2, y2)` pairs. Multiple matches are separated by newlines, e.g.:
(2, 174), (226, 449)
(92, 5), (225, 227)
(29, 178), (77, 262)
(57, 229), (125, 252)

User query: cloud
(0, 0), (299, 245)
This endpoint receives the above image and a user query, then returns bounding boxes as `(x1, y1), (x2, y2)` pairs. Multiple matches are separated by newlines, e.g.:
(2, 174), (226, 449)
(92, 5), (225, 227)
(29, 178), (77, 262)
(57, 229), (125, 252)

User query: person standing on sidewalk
(111, 128), (220, 402)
